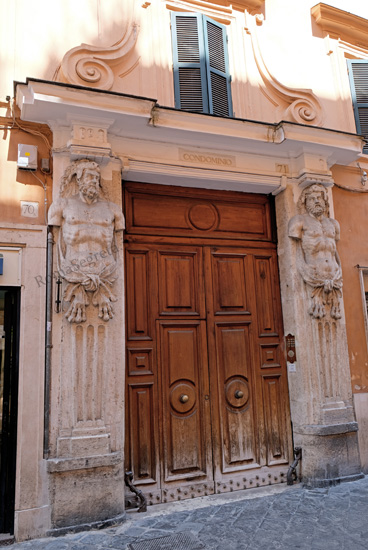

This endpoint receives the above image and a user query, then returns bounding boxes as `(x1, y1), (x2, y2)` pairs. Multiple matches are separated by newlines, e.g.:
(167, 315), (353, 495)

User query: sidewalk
(9, 476), (368, 550)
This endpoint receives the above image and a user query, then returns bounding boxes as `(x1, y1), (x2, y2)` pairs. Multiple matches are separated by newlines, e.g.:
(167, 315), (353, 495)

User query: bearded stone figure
(48, 159), (124, 323)
(288, 184), (342, 320)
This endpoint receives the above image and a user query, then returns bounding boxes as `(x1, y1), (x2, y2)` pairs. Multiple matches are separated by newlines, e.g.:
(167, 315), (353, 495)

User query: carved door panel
(157, 320), (214, 500)
(124, 184), (292, 504)
(125, 244), (213, 504)
(204, 248), (292, 492)
(156, 247), (206, 318)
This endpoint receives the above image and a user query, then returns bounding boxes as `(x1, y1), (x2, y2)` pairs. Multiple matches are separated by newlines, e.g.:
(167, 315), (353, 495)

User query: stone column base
(47, 453), (125, 530)
(294, 423), (363, 487)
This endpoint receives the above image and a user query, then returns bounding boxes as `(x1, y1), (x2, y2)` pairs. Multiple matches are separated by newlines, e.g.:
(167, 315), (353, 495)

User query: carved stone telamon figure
(288, 184), (342, 320)
(48, 159), (124, 323)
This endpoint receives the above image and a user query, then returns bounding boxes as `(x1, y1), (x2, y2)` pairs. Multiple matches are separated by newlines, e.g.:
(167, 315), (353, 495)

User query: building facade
(1, 0), (368, 541)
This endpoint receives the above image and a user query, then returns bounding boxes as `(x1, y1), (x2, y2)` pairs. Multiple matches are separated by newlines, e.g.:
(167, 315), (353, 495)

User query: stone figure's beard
(80, 184), (99, 202)
(309, 204), (324, 216)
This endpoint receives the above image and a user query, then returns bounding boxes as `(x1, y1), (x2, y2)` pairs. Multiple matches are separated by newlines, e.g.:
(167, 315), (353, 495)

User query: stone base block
(47, 512), (126, 537)
(354, 393), (368, 474)
(294, 423), (363, 486)
(14, 505), (51, 542)
(47, 453), (125, 529)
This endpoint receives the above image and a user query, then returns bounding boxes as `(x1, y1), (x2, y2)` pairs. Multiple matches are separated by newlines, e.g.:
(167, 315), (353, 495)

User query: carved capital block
(297, 170), (335, 189)
(67, 124), (112, 159)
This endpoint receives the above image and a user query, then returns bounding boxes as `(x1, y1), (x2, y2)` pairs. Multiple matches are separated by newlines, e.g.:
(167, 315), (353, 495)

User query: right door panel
(205, 247), (291, 491)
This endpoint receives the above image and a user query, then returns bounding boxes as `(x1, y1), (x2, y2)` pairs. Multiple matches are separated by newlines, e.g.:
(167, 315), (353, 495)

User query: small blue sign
(0, 254), (3, 275)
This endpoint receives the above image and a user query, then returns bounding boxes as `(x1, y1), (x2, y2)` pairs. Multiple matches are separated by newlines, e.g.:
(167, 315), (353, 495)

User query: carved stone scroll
(288, 184), (342, 320)
(246, 15), (323, 126)
(48, 159), (125, 323)
(57, 23), (139, 90)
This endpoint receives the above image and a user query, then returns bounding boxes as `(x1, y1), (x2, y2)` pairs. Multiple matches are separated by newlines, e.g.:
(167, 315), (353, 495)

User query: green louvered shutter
(171, 13), (209, 113)
(171, 12), (232, 117)
(348, 60), (368, 154)
(203, 16), (232, 117)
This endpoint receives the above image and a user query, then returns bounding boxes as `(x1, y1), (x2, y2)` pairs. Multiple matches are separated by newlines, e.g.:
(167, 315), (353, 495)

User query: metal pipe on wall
(44, 228), (54, 459)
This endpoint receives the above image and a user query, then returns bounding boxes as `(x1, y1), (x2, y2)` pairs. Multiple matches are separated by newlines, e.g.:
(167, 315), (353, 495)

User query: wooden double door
(124, 183), (292, 505)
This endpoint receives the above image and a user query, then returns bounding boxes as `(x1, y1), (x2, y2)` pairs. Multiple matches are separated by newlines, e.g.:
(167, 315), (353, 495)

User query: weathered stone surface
(48, 464), (125, 529)
(46, 157), (126, 531)
(276, 180), (362, 484)
(9, 477), (368, 550)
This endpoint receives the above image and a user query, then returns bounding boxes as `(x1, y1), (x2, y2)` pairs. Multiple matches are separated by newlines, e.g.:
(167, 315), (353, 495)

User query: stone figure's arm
(332, 218), (342, 267)
(288, 214), (313, 280)
(288, 214), (304, 240)
(111, 202), (125, 232)
(48, 199), (66, 227)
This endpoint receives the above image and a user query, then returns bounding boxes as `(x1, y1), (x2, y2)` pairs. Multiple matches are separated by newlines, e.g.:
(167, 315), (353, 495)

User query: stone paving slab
(9, 476), (368, 550)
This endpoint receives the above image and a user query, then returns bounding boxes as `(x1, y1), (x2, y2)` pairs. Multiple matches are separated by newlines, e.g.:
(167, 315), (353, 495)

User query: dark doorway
(0, 288), (20, 535)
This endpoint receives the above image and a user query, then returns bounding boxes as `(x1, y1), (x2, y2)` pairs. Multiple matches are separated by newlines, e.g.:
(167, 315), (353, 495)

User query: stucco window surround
(357, 267), (368, 353)
(312, 3), (368, 146)
(347, 59), (368, 155)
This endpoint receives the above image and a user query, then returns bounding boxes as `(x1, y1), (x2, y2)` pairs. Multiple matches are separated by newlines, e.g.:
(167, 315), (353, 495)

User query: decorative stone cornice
(57, 23), (139, 90)
(311, 3), (368, 50)
(166, 0), (263, 16)
(15, 80), (363, 168)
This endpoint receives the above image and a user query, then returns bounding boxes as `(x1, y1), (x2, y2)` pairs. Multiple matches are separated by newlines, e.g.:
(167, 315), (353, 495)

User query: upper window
(347, 60), (368, 154)
(171, 12), (233, 117)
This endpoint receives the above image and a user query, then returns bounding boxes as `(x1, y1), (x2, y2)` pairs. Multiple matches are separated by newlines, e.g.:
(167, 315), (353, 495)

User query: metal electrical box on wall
(17, 144), (37, 170)
(0, 247), (22, 286)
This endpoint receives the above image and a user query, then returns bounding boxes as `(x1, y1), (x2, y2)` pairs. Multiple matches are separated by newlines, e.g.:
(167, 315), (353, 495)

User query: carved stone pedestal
(47, 453), (125, 532)
(293, 423), (362, 487)
(277, 181), (362, 486)
(47, 158), (125, 531)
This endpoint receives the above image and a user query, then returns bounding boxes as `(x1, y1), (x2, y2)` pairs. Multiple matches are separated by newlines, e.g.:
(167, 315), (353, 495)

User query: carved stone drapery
(288, 184), (342, 320)
(48, 159), (125, 323)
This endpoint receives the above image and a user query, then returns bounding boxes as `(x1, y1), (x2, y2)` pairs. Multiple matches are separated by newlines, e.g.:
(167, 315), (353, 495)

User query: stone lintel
(294, 422), (358, 436)
(47, 451), (123, 473)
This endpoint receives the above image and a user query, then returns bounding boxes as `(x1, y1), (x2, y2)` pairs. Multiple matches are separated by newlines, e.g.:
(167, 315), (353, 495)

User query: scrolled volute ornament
(285, 97), (323, 126)
(75, 56), (114, 88)
(288, 184), (342, 320)
(58, 23), (139, 90)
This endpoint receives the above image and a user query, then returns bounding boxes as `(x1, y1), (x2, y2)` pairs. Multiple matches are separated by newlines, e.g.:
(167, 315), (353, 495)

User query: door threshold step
(126, 482), (301, 520)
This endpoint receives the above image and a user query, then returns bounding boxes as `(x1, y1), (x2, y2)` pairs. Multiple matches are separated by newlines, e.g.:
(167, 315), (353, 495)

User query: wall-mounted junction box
(17, 144), (37, 170)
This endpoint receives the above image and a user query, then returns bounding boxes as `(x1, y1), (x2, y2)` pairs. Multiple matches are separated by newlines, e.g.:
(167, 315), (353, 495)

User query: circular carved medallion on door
(225, 378), (249, 409)
(188, 203), (219, 231)
(170, 382), (196, 414)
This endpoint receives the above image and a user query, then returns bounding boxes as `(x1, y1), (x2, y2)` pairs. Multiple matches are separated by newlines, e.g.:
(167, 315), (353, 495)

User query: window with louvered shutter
(347, 60), (368, 154)
(171, 13), (232, 117)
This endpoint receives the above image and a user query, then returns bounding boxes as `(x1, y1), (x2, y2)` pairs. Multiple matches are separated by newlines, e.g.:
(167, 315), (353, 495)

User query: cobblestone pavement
(9, 476), (368, 550)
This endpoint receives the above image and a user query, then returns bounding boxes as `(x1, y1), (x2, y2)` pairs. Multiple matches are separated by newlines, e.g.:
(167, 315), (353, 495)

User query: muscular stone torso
(300, 216), (339, 279)
(61, 197), (116, 273)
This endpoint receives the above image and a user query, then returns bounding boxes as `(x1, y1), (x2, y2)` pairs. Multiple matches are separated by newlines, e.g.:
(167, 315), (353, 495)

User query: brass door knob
(180, 394), (189, 403)
(234, 390), (244, 399)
